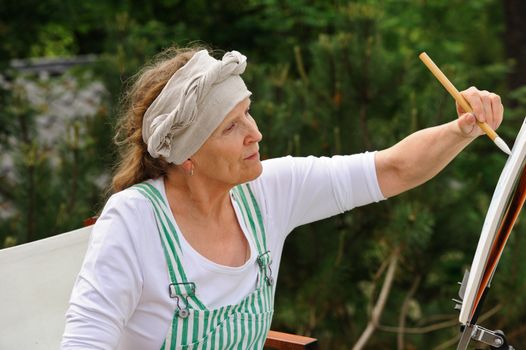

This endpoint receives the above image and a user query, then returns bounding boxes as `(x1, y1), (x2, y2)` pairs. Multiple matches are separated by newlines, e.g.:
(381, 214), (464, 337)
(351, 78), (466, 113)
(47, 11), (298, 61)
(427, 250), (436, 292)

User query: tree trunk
(504, 0), (526, 92)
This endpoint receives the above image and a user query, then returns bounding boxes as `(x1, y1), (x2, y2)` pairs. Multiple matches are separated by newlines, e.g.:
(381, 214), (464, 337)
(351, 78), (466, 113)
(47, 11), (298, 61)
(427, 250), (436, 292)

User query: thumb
(457, 113), (481, 137)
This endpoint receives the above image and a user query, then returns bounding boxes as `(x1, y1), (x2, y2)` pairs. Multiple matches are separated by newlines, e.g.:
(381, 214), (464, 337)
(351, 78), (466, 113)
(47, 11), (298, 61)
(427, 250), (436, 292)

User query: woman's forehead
(224, 98), (251, 120)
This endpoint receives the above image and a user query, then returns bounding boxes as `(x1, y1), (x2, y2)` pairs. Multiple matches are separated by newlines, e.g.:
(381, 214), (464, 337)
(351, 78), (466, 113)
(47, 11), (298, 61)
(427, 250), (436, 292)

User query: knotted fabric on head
(142, 50), (252, 164)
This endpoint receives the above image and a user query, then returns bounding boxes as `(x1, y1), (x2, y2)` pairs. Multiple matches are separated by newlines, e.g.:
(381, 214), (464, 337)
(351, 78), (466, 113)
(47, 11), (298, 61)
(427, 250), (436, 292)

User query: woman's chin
(243, 161), (263, 183)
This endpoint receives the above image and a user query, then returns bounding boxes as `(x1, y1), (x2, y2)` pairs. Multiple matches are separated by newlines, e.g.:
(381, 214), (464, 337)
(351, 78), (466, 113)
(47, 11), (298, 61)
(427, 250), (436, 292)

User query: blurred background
(1, 0), (526, 348)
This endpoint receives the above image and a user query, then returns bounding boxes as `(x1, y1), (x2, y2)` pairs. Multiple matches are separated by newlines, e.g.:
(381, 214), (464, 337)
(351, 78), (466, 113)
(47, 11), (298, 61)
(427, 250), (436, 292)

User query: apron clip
(169, 282), (196, 319)
(257, 251), (274, 286)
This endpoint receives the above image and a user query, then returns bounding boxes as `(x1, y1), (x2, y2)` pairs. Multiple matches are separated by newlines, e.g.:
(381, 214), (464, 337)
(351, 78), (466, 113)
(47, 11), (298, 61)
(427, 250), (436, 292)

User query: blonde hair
(110, 47), (204, 193)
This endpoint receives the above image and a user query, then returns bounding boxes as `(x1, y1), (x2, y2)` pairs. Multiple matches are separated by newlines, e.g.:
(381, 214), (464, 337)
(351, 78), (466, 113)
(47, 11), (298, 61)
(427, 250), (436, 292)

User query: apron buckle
(169, 282), (196, 319)
(265, 275), (274, 286)
(257, 251), (273, 286)
(177, 308), (190, 319)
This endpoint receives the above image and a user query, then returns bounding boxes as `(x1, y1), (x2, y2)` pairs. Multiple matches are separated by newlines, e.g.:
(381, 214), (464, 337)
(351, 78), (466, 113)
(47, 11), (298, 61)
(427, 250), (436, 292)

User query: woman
(61, 47), (503, 349)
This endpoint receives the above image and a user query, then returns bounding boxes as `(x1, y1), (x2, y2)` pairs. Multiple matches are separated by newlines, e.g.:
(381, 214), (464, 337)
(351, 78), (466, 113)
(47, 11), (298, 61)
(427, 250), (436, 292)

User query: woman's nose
(246, 118), (263, 144)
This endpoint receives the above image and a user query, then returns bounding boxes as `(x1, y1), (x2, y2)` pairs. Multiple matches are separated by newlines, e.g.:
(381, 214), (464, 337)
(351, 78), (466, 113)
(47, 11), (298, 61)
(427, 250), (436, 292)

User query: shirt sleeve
(61, 191), (147, 350)
(254, 152), (385, 236)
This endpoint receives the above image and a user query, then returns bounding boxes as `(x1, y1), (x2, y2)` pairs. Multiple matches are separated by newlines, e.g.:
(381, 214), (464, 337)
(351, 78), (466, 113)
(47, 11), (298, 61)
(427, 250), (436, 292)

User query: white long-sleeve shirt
(62, 154), (385, 350)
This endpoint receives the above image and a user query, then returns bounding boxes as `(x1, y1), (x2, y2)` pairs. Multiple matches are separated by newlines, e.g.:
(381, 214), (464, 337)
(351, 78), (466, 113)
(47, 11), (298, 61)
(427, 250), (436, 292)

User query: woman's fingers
(457, 112), (478, 137)
(459, 86), (503, 131)
(460, 87), (485, 123)
(489, 93), (504, 129)
(481, 90), (493, 126)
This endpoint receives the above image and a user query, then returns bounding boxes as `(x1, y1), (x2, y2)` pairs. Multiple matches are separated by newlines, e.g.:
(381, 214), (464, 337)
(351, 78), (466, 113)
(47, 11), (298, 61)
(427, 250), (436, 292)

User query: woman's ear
(181, 159), (194, 176)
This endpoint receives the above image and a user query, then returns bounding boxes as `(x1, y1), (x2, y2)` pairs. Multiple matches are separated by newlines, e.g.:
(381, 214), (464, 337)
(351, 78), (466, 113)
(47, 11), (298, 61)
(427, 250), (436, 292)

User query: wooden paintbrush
(419, 52), (511, 155)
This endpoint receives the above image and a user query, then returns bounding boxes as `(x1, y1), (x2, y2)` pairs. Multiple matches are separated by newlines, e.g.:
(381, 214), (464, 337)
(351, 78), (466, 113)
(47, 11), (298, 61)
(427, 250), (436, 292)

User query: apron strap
(232, 183), (274, 288)
(132, 183), (206, 311)
(231, 183), (268, 254)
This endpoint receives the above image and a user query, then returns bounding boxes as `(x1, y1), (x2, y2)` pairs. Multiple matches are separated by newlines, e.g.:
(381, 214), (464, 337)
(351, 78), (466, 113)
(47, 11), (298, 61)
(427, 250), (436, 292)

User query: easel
(453, 271), (515, 350)
(449, 118), (526, 350)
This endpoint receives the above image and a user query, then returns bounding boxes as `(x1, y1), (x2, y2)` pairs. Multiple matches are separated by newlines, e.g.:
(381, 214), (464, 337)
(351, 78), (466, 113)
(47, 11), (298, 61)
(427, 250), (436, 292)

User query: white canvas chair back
(0, 226), (93, 349)
(0, 224), (318, 350)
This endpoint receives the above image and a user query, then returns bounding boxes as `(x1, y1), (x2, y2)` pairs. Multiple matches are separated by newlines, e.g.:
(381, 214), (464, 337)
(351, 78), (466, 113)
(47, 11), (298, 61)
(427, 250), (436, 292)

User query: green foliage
(2, 0), (526, 348)
(0, 72), (111, 246)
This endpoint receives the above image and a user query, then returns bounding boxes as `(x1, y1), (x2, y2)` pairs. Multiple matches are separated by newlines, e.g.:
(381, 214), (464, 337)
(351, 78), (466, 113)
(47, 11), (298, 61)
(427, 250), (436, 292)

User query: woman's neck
(164, 171), (249, 267)
(163, 168), (233, 221)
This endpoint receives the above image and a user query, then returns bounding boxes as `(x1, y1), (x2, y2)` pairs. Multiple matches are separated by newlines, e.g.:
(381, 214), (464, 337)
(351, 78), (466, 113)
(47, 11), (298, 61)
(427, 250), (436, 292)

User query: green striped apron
(133, 182), (275, 350)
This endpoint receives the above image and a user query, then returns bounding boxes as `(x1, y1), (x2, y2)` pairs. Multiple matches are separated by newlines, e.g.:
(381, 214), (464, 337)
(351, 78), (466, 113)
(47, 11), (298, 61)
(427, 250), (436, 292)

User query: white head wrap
(142, 50), (252, 164)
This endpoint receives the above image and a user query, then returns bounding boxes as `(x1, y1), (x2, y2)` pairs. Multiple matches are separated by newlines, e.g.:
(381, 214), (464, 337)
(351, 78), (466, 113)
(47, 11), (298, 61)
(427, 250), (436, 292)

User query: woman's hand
(376, 87), (505, 198)
(456, 86), (504, 138)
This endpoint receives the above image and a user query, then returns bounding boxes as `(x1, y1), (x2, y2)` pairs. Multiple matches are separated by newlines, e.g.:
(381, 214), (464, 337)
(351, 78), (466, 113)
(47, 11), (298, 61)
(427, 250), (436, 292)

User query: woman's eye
(225, 123), (236, 132)
(245, 109), (251, 117)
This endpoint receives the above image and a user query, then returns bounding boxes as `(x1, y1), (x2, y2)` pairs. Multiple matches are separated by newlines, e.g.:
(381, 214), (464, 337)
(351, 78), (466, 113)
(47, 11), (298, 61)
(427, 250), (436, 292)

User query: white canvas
(459, 117), (526, 324)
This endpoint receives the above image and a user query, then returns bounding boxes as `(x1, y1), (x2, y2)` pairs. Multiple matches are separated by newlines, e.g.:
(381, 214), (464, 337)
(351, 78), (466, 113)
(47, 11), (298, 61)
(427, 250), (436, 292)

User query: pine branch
(397, 275), (421, 350)
(352, 249), (399, 350)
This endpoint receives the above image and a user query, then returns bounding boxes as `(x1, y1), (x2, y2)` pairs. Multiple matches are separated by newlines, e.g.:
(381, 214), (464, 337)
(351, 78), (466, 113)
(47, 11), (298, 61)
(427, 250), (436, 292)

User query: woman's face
(191, 97), (263, 187)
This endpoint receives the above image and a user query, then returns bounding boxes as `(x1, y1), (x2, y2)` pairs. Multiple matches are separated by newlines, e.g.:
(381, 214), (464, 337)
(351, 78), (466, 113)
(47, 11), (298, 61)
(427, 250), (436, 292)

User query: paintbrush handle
(419, 52), (499, 141)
